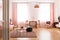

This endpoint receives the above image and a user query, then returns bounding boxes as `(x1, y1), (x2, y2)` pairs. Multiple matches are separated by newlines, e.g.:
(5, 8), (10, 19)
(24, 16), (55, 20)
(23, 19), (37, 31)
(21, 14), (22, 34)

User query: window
(38, 4), (50, 22)
(17, 4), (29, 23)
(12, 3), (54, 24)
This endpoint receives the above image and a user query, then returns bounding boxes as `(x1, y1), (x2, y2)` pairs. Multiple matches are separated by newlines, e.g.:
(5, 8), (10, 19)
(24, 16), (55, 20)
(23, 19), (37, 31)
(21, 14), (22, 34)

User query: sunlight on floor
(17, 38), (29, 40)
(38, 29), (51, 40)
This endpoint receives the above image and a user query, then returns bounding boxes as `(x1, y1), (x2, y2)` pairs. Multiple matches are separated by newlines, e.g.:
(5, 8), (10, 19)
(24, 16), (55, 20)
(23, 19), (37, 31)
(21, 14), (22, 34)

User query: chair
(46, 21), (50, 24)
(29, 21), (37, 28)
(52, 22), (59, 28)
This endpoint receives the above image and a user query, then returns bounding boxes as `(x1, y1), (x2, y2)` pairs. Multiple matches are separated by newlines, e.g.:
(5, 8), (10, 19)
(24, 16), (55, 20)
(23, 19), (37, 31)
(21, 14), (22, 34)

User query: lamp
(34, 4), (39, 8)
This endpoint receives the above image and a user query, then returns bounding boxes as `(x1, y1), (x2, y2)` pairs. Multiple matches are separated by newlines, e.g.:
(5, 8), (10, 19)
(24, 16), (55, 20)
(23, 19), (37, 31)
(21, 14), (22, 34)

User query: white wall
(9, 0), (12, 20)
(58, 0), (60, 16)
(9, 0), (60, 22)
(12, 0), (54, 2)
(54, 0), (60, 22)
(0, 0), (2, 3)
(28, 3), (39, 21)
(0, 0), (2, 21)
(57, 0), (60, 17)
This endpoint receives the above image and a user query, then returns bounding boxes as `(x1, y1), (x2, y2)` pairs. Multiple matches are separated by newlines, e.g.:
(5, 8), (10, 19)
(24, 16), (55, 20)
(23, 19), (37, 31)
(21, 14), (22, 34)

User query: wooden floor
(0, 28), (60, 40)
(9, 28), (60, 40)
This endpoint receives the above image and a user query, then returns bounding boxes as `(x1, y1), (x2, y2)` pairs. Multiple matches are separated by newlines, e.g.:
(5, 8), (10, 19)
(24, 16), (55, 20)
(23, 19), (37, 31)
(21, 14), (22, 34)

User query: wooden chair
(29, 21), (37, 28)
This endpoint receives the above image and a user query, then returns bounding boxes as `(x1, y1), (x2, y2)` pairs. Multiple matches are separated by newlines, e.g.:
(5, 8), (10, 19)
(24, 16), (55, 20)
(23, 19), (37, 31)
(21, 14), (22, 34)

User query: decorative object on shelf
(10, 19), (13, 25)
(34, 4), (39, 8)
(58, 16), (60, 22)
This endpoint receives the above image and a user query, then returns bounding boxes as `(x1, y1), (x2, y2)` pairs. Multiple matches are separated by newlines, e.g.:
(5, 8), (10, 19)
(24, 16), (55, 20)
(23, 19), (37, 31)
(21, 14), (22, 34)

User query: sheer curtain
(13, 3), (54, 24)
(17, 4), (29, 23)
(38, 4), (50, 22)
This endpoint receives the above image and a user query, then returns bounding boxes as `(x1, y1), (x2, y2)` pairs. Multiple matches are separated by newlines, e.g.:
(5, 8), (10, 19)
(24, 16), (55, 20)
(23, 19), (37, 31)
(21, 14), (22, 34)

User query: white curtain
(38, 4), (50, 22)
(17, 4), (29, 23)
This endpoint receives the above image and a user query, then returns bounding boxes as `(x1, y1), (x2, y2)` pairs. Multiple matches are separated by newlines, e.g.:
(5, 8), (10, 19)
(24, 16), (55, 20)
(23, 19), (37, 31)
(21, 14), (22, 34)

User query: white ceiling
(12, 0), (54, 2)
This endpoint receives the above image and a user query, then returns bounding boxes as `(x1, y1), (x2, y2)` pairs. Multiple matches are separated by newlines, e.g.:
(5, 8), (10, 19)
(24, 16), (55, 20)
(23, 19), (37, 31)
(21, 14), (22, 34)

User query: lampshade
(34, 4), (39, 8)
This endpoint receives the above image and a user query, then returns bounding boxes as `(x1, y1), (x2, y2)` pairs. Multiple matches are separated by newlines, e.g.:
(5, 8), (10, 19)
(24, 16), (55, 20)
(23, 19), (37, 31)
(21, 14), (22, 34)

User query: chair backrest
(29, 21), (37, 28)
(46, 21), (50, 24)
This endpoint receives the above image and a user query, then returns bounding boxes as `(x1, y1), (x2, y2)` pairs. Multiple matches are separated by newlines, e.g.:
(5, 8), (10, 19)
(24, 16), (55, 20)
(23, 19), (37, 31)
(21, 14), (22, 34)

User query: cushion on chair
(26, 27), (32, 32)
(52, 22), (59, 28)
